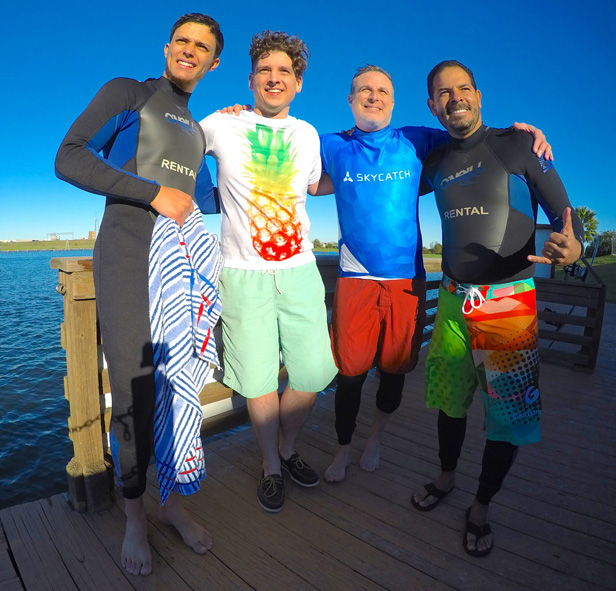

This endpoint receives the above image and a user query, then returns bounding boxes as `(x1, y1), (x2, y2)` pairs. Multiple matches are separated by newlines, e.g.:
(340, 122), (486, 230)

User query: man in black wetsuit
(55, 13), (223, 576)
(411, 61), (583, 557)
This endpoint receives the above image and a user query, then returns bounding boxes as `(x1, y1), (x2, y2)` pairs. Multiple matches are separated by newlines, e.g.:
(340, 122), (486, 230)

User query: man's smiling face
(249, 50), (302, 119)
(428, 66), (482, 138)
(349, 71), (394, 132)
(163, 22), (220, 92)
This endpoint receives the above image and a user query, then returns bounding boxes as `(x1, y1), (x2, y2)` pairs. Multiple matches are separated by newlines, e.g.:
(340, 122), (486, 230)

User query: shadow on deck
(1, 305), (615, 591)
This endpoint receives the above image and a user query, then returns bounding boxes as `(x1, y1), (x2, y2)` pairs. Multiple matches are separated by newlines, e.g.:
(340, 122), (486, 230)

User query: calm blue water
(0, 250), (441, 511)
(0, 250), (92, 510)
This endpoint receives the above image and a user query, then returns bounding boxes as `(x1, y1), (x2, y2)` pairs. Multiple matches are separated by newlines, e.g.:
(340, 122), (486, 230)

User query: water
(0, 250), (441, 511)
(0, 250), (92, 510)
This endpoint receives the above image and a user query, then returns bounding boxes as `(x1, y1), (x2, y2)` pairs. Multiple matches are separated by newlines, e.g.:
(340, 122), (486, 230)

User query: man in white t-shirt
(200, 30), (337, 513)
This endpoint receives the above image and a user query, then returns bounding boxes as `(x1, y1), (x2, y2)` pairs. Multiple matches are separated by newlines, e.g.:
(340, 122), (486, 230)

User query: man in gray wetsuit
(55, 13), (222, 576)
(411, 60), (582, 557)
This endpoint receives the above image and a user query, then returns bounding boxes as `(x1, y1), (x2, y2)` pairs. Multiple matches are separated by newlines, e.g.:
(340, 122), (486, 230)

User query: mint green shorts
(219, 262), (338, 398)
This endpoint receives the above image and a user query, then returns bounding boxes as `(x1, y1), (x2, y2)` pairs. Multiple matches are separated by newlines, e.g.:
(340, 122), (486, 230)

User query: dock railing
(51, 254), (605, 512)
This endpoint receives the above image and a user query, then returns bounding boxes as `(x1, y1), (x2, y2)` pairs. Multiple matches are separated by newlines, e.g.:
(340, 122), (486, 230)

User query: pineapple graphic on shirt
(242, 124), (302, 261)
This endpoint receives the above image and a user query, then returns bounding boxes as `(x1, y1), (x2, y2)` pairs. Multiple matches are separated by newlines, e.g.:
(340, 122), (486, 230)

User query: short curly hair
(249, 30), (309, 79)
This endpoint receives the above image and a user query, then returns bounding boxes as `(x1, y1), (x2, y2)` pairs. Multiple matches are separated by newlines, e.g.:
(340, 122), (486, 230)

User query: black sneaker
(280, 453), (320, 487)
(257, 472), (284, 513)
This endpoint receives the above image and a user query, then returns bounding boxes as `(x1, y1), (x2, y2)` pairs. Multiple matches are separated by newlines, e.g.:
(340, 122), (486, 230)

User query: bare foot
(159, 493), (212, 554)
(324, 445), (351, 482)
(122, 497), (152, 576)
(359, 439), (380, 472)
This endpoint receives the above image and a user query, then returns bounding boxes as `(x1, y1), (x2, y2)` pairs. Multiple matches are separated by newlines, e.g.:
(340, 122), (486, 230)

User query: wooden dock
(2, 303), (615, 590)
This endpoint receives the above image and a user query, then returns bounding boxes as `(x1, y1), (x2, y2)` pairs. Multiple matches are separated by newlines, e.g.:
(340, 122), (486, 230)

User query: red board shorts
(330, 277), (426, 376)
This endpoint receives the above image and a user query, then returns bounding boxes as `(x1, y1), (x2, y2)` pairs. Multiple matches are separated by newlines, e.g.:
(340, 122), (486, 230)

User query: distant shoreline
(0, 241), (443, 272)
(0, 240), (95, 252)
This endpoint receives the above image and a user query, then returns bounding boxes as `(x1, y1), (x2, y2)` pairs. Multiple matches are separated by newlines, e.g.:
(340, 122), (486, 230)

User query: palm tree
(575, 206), (598, 244)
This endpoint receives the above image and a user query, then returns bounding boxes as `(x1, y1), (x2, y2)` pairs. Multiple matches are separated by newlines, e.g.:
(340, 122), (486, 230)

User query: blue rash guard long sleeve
(320, 125), (448, 279)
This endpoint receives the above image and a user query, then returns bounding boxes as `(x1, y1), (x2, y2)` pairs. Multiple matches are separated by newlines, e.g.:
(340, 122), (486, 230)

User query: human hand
(513, 122), (553, 161)
(528, 207), (582, 266)
(341, 127), (355, 137)
(151, 186), (194, 226)
(216, 104), (252, 116)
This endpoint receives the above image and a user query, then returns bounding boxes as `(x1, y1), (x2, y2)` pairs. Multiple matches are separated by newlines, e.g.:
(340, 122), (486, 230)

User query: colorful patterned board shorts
(425, 275), (541, 445)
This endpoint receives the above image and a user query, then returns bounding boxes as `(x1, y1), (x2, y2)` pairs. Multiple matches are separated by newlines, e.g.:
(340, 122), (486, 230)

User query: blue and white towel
(148, 208), (224, 505)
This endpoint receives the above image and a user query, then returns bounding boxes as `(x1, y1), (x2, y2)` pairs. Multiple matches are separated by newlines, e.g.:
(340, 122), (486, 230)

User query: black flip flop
(411, 482), (454, 512)
(463, 507), (493, 557)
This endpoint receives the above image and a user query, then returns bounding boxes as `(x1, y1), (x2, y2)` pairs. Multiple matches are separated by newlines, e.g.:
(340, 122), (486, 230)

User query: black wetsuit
(422, 126), (582, 504)
(422, 125), (584, 284)
(55, 76), (216, 498)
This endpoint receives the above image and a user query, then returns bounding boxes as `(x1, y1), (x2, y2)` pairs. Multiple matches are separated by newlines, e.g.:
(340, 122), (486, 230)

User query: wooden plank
(535, 277), (603, 297)
(0, 528), (23, 591)
(581, 283), (607, 371)
(537, 291), (600, 307)
(37, 495), (133, 591)
(50, 257), (93, 273)
(201, 407), (249, 439)
(59, 265), (111, 510)
(69, 272), (95, 301)
(100, 369), (109, 395)
(63, 287), (105, 470)
(199, 381), (233, 406)
(193, 445), (433, 590)
(141, 486), (264, 591)
(425, 297), (439, 310)
(81, 496), (203, 590)
(306, 381), (616, 588)
(537, 310), (597, 328)
(0, 502), (78, 591)
(147, 465), (327, 591)
(539, 348), (590, 367)
(538, 329), (594, 347)
(223, 422), (607, 591)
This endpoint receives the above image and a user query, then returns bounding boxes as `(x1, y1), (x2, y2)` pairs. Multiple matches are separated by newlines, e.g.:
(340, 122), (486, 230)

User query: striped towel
(148, 208), (224, 505)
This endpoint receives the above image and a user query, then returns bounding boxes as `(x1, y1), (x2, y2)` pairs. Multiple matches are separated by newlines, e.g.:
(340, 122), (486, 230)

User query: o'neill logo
(441, 161), (483, 189)
(525, 386), (539, 405)
(161, 159), (196, 179)
(343, 171), (353, 182)
(165, 112), (196, 136)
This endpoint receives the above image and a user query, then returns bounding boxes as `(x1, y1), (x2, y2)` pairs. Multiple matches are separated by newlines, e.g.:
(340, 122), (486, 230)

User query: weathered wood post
(51, 256), (113, 512)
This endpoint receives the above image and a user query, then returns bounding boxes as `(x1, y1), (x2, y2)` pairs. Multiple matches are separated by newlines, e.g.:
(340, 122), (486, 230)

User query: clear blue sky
(1, 0), (614, 246)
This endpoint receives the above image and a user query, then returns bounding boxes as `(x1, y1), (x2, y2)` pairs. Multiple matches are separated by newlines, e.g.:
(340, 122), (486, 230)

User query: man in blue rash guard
(411, 60), (583, 557)
(55, 14), (222, 577)
(316, 66), (550, 483)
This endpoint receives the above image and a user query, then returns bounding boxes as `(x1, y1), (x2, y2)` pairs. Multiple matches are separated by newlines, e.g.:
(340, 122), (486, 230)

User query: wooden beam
(57, 265), (111, 512)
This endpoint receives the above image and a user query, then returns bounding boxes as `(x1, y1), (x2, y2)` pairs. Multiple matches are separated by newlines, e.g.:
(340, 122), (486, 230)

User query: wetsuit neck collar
(449, 125), (489, 151)
(157, 76), (192, 107)
(353, 125), (392, 139)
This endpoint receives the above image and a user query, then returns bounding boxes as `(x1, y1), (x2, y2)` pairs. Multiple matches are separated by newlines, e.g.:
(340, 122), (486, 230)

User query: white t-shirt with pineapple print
(200, 110), (321, 271)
